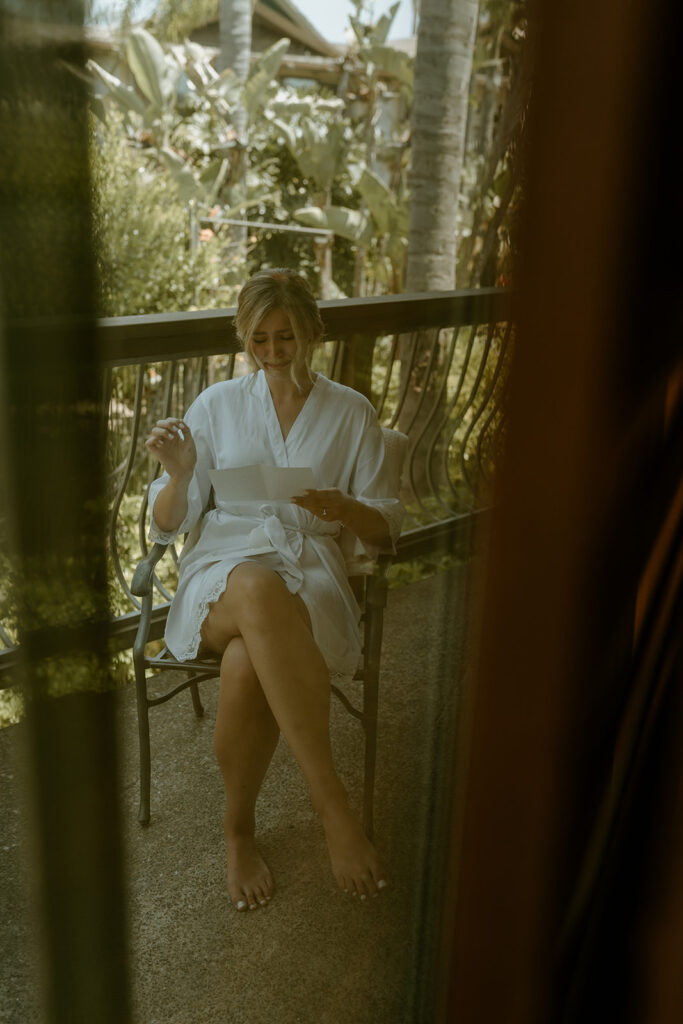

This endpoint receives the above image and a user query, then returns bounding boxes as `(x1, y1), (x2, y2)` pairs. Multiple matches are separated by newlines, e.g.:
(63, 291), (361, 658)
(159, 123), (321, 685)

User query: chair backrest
(381, 426), (409, 495)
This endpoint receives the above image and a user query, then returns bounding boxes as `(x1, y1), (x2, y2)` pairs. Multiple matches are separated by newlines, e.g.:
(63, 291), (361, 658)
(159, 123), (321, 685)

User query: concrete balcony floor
(0, 564), (474, 1024)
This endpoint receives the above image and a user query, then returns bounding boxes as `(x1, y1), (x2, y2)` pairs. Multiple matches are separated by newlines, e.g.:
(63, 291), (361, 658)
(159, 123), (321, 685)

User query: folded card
(208, 464), (316, 502)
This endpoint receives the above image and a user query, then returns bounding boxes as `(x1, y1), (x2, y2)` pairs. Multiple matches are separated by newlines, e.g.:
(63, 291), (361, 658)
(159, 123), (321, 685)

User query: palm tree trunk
(406, 0), (480, 292)
(219, 0), (252, 259)
(401, 0), (480, 499)
(219, 0), (251, 138)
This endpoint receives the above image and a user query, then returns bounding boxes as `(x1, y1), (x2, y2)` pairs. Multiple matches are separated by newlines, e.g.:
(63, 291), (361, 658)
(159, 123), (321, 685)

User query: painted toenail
(259, 899), (267, 906)
(249, 904), (257, 910)
(236, 900), (246, 910)
(377, 879), (387, 889)
(360, 894), (367, 901)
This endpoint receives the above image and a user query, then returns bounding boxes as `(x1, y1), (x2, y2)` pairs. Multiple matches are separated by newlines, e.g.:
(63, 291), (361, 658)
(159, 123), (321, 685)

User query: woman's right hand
(144, 418), (197, 481)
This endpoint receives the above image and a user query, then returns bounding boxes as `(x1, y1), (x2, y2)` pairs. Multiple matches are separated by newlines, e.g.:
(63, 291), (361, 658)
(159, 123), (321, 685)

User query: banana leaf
(243, 38), (290, 121)
(357, 168), (393, 234)
(273, 118), (346, 191)
(158, 146), (202, 203)
(294, 206), (375, 246)
(86, 60), (147, 116)
(357, 168), (409, 237)
(358, 45), (414, 90)
(374, 2), (401, 44)
(127, 28), (176, 109)
(198, 158), (230, 204)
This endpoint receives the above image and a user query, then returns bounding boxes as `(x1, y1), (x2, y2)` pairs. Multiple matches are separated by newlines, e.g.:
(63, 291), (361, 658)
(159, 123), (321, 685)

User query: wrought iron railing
(0, 288), (512, 685)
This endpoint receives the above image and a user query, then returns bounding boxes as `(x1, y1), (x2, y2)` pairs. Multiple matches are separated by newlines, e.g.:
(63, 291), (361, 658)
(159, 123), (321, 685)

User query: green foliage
(455, 1), (529, 287)
(127, 27), (175, 107)
(83, 7), (419, 300)
(0, 687), (23, 728)
(90, 113), (237, 316)
(243, 38), (290, 119)
(388, 551), (469, 590)
(294, 205), (374, 247)
(273, 111), (349, 194)
(358, 44), (414, 94)
(151, 0), (221, 44)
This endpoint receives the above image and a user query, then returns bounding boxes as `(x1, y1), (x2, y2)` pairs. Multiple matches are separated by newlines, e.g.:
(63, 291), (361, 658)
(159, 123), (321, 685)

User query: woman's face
(249, 308), (302, 381)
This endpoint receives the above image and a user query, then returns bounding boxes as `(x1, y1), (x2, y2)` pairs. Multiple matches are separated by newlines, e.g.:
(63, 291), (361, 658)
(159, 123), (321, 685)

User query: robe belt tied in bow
(246, 506), (332, 584)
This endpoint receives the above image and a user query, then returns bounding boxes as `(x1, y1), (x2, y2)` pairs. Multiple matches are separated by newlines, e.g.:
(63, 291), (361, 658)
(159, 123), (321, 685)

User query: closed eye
(252, 334), (294, 343)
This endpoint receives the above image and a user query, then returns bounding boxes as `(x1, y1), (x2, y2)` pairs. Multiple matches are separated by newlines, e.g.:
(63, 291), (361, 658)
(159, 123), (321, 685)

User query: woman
(145, 269), (403, 912)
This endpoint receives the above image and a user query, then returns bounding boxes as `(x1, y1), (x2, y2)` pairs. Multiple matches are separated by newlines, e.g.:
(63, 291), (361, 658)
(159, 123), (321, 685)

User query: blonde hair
(235, 269), (324, 389)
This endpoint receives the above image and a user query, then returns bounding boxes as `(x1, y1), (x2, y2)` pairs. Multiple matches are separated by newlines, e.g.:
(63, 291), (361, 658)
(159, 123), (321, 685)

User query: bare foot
(319, 798), (388, 900)
(225, 833), (274, 911)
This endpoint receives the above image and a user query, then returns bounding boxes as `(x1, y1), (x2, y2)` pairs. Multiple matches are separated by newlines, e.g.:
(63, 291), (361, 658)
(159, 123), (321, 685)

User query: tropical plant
(86, 28), (286, 217)
(455, 0), (530, 287)
(90, 112), (236, 316)
(282, 1), (413, 298)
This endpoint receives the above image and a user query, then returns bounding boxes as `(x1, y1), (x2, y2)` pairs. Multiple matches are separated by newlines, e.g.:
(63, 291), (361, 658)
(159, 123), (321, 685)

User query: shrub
(90, 113), (239, 317)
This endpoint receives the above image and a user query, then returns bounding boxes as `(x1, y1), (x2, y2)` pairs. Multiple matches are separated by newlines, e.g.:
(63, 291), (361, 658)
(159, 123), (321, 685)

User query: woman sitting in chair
(145, 268), (403, 912)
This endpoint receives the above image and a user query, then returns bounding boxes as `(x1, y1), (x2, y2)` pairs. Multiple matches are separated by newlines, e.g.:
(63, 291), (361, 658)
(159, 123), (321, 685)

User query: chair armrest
(365, 553), (392, 607)
(131, 542), (170, 598)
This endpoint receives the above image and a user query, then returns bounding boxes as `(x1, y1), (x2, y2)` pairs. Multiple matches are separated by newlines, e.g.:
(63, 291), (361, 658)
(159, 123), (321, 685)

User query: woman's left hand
(291, 488), (353, 524)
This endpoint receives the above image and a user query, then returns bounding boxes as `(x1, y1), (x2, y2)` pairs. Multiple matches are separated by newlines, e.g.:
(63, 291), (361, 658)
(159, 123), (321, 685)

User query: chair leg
(133, 660), (151, 825)
(190, 681), (204, 717)
(362, 668), (379, 841)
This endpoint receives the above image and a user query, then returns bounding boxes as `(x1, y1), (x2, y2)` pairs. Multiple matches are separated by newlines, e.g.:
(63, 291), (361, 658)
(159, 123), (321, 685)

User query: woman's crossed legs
(201, 562), (387, 911)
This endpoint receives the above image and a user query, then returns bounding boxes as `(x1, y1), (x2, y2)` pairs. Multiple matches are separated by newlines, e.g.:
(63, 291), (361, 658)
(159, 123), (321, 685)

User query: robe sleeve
(341, 407), (405, 568)
(147, 394), (214, 545)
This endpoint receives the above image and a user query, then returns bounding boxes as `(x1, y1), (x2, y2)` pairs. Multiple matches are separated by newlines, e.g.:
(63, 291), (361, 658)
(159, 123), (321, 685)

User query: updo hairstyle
(235, 268), (324, 389)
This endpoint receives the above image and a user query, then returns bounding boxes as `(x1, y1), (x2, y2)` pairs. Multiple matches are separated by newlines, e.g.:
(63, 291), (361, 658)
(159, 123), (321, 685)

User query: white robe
(148, 371), (404, 678)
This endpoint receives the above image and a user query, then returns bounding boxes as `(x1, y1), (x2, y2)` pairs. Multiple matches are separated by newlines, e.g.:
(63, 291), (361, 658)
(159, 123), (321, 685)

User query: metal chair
(130, 427), (408, 839)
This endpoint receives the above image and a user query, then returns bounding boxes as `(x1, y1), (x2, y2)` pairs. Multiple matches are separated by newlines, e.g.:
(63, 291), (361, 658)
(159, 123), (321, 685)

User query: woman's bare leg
(202, 563), (387, 900)
(213, 637), (279, 911)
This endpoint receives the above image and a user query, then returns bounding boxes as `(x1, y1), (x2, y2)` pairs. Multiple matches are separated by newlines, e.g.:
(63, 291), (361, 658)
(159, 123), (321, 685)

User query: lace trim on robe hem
(167, 566), (234, 663)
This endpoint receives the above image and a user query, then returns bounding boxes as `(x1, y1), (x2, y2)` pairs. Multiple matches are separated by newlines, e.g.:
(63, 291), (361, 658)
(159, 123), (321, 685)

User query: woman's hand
(292, 487), (391, 548)
(145, 418), (197, 481)
(291, 488), (353, 524)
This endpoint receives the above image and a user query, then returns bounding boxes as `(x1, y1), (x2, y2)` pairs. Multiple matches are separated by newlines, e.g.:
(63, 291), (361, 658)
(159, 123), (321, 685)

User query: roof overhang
(255, 0), (343, 58)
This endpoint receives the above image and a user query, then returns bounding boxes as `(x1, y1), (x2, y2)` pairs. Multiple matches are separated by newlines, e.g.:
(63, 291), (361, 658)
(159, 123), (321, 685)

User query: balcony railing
(0, 288), (512, 684)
